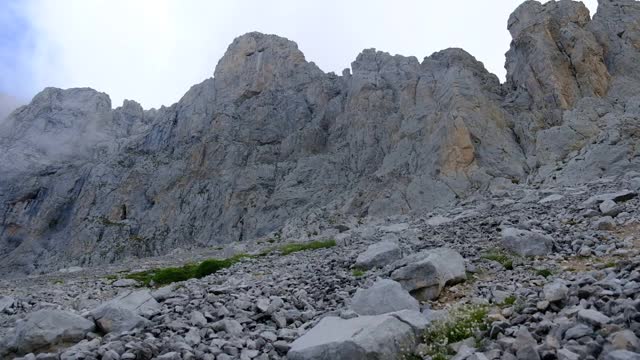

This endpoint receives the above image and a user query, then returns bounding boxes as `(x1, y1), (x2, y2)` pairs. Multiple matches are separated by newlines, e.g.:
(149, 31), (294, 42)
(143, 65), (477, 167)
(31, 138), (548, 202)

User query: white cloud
(11, 0), (598, 109)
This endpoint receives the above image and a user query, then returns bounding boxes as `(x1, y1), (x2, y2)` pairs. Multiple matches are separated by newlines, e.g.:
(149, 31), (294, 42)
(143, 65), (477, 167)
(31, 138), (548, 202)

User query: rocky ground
(1, 173), (640, 359)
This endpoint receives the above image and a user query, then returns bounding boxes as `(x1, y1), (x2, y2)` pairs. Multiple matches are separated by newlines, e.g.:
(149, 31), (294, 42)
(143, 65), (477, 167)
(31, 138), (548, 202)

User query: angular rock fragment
(501, 228), (554, 256)
(390, 247), (466, 301)
(350, 278), (419, 315)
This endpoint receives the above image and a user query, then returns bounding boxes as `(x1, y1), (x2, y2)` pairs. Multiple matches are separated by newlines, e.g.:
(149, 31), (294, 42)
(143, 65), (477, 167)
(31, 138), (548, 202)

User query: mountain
(1, 0), (639, 278)
(0, 92), (24, 122)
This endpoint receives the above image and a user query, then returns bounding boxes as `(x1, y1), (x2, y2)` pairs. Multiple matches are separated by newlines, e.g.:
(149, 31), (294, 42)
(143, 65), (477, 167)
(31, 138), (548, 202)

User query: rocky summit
(1, 0), (640, 359)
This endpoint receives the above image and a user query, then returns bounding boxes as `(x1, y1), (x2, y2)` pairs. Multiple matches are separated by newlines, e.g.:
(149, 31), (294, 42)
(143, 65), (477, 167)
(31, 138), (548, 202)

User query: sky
(0, 0), (598, 110)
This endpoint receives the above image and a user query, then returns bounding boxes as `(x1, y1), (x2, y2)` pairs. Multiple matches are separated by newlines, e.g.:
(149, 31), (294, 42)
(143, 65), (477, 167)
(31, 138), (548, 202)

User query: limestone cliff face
(1, 1), (639, 277)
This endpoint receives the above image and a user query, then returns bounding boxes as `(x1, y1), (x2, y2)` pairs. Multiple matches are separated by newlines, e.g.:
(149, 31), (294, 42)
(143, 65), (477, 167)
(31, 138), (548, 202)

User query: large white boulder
(390, 247), (466, 301)
(501, 228), (554, 256)
(12, 309), (95, 354)
(90, 289), (159, 334)
(354, 241), (402, 270)
(287, 310), (429, 360)
(350, 279), (419, 315)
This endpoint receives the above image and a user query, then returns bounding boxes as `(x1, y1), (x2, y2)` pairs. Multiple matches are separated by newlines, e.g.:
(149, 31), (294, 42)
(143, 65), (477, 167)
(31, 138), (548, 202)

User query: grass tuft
(481, 249), (514, 270)
(502, 295), (517, 306)
(535, 268), (553, 278)
(352, 268), (366, 277)
(277, 239), (336, 255)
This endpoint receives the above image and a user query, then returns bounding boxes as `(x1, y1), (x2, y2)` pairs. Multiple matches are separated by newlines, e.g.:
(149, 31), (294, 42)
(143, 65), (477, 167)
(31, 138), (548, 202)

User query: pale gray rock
(601, 350), (640, 360)
(543, 281), (569, 302)
(92, 303), (149, 333)
(600, 199), (621, 217)
(390, 247), (466, 301)
(11, 309), (95, 354)
(350, 278), (419, 315)
(0, 296), (14, 312)
(354, 241), (402, 270)
(287, 310), (428, 360)
(99, 290), (159, 315)
(112, 279), (139, 287)
(577, 308), (611, 327)
(539, 194), (565, 204)
(501, 228), (554, 256)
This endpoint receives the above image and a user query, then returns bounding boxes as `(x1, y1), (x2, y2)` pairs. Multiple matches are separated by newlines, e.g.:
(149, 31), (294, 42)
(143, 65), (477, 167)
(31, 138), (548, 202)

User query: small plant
(277, 239), (336, 255)
(502, 295), (517, 306)
(105, 274), (118, 281)
(535, 268), (553, 278)
(481, 249), (513, 270)
(603, 261), (616, 268)
(414, 304), (489, 360)
(352, 268), (366, 277)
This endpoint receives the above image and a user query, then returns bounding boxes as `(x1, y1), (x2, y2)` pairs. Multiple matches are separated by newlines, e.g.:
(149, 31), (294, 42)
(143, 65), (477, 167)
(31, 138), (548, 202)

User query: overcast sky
(1, 0), (598, 110)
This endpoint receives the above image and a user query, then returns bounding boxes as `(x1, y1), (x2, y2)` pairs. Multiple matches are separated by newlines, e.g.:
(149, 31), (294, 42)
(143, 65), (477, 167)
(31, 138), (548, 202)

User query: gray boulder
(287, 310), (428, 360)
(0, 296), (14, 312)
(90, 289), (159, 333)
(543, 281), (569, 302)
(354, 241), (402, 270)
(91, 303), (149, 333)
(601, 350), (640, 360)
(501, 228), (554, 256)
(11, 309), (95, 354)
(350, 279), (419, 315)
(390, 247), (466, 301)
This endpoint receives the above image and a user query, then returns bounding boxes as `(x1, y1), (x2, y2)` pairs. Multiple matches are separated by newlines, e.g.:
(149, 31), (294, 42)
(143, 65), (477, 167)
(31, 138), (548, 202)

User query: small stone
(112, 279), (139, 287)
(578, 308), (611, 327)
(600, 200), (621, 217)
(564, 324), (593, 340)
(543, 281), (569, 302)
(594, 217), (616, 230)
(536, 301), (550, 311)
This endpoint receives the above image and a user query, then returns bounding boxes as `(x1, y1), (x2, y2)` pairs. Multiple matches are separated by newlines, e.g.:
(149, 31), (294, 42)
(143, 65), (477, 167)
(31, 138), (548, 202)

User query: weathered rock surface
(350, 278), (419, 315)
(9, 310), (95, 354)
(287, 310), (428, 360)
(354, 241), (402, 270)
(390, 247), (466, 300)
(501, 228), (554, 256)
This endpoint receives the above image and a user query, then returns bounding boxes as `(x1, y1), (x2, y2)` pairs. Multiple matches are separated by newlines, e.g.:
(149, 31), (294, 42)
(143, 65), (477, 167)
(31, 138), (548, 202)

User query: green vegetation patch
(352, 268), (366, 277)
(413, 305), (489, 360)
(126, 254), (252, 286)
(277, 239), (336, 255)
(535, 268), (553, 278)
(125, 240), (336, 287)
(481, 249), (514, 270)
(502, 295), (517, 306)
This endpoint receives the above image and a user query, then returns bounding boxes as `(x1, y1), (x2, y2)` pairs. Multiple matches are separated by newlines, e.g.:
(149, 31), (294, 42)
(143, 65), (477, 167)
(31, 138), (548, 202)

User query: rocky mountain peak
(1, 1), (640, 280)
(213, 32), (321, 104)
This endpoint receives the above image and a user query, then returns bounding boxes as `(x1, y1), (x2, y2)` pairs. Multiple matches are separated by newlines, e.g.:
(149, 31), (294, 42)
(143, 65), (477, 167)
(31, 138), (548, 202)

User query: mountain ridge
(1, 0), (639, 278)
